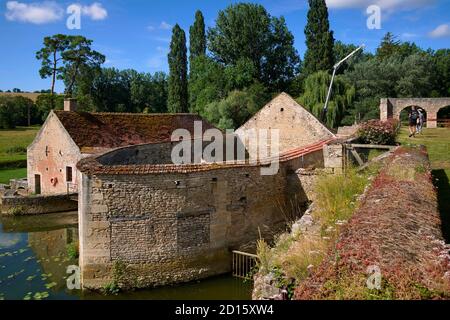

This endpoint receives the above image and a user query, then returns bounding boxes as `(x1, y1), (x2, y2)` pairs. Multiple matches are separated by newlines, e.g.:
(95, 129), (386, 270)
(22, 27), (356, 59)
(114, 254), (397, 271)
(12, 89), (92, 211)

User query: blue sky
(0, 0), (449, 92)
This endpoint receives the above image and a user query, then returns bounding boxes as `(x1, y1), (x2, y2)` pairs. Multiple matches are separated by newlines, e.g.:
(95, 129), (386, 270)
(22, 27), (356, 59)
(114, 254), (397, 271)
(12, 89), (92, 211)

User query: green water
(0, 212), (252, 300)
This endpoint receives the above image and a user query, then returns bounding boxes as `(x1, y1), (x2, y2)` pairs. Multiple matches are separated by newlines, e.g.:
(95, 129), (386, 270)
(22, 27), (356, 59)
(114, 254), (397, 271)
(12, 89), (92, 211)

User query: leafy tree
(0, 96), (38, 128)
(36, 34), (71, 105)
(204, 82), (270, 129)
(168, 24), (188, 113)
(36, 94), (64, 121)
(376, 32), (401, 60)
(433, 49), (450, 96)
(189, 10), (206, 62)
(62, 36), (105, 96)
(303, 0), (334, 75)
(207, 3), (299, 91)
(298, 71), (355, 128)
(189, 56), (227, 115)
(75, 68), (168, 113)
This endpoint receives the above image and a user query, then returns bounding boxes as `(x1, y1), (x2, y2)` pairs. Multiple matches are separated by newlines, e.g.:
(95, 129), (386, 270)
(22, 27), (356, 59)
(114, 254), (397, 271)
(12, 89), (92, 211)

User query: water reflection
(0, 212), (252, 300)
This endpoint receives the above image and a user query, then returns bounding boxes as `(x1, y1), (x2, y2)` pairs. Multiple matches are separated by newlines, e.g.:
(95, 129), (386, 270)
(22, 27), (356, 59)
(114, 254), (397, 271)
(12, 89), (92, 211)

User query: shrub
(6, 146), (27, 155)
(66, 241), (79, 259)
(357, 119), (399, 145)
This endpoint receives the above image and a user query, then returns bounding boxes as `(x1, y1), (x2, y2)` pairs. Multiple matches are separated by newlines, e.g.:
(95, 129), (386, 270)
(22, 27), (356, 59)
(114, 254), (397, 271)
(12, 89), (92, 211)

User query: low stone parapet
(0, 193), (78, 216)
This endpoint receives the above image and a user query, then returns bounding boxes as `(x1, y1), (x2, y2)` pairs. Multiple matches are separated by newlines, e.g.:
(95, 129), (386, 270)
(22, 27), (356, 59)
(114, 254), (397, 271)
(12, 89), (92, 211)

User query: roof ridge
(53, 110), (198, 116)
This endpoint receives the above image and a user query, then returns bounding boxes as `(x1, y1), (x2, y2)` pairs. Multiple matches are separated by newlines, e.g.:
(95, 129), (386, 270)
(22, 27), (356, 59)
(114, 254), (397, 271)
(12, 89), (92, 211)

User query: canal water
(0, 212), (252, 300)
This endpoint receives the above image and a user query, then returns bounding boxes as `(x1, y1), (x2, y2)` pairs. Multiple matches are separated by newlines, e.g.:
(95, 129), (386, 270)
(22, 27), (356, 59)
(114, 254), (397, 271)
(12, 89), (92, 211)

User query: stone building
(27, 100), (215, 195)
(76, 93), (340, 289)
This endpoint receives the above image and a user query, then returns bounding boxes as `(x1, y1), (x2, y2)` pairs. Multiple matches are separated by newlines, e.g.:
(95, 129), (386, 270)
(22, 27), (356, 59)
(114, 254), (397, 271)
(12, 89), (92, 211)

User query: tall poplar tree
(168, 24), (188, 113)
(189, 10), (206, 61)
(303, 0), (335, 75)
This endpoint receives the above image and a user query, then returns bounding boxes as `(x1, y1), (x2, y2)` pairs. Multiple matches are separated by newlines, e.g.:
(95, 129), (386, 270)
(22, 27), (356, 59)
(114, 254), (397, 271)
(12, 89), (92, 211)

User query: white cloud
(5, 1), (63, 24)
(428, 24), (450, 38)
(159, 21), (172, 30)
(326, 0), (435, 12)
(70, 2), (108, 21)
(147, 21), (173, 32)
(81, 2), (107, 20)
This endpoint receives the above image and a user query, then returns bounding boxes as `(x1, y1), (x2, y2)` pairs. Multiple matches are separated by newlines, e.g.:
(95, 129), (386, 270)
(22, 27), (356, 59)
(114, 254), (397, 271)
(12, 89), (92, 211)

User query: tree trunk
(51, 49), (57, 109)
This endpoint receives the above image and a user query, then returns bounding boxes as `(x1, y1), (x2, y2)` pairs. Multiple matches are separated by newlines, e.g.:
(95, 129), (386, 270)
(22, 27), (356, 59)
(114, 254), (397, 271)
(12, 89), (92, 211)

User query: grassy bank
(0, 126), (39, 184)
(397, 127), (450, 242)
(295, 147), (449, 299)
(256, 166), (378, 298)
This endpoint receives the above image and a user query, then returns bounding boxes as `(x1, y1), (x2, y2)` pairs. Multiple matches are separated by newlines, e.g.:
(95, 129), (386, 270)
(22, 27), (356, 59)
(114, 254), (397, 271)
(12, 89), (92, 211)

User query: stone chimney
(64, 98), (78, 112)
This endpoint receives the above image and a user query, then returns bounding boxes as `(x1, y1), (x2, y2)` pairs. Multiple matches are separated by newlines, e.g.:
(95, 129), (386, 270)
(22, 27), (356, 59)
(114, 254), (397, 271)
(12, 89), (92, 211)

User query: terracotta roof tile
(77, 139), (336, 175)
(54, 111), (216, 150)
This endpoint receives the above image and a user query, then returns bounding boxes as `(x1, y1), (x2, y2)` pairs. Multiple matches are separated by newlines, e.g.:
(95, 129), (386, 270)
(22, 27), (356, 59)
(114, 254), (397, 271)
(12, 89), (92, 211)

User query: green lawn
(0, 168), (27, 184)
(0, 126), (39, 184)
(0, 126), (40, 164)
(397, 127), (450, 242)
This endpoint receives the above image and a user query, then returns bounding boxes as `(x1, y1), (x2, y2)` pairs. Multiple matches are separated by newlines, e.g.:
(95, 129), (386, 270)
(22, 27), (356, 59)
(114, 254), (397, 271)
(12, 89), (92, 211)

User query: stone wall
(78, 150), (325, 290)
(27, 112), (83, 195)
(236, 93), (335, 156)
(0, 193), (77, 215)
(380, 97), (450, 128)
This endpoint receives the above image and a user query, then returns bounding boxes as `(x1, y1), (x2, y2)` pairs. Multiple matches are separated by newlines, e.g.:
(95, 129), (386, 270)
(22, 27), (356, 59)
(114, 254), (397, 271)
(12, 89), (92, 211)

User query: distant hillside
(0, 92), (42, 102)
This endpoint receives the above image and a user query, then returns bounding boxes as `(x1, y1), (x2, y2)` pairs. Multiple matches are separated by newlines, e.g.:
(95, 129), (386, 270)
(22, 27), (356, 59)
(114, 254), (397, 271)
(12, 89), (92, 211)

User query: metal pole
(322, 44), (365, 122)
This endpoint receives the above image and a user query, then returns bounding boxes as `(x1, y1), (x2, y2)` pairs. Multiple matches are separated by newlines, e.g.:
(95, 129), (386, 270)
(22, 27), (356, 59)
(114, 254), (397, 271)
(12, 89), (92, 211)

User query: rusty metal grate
(232, 250), (258, 280)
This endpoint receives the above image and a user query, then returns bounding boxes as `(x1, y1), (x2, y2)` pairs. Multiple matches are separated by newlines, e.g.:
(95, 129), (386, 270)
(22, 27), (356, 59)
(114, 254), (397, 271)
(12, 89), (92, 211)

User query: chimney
(64, 98), (77, 112)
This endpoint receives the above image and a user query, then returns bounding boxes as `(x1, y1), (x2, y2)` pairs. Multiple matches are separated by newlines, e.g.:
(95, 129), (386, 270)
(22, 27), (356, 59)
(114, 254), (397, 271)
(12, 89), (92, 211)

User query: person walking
(417, 109), (425, 134)
(408, 107), (419, 138)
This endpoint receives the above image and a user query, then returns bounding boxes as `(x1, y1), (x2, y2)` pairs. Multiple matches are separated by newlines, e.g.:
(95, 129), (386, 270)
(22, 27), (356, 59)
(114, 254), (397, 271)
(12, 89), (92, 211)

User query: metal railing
(232, 250), (258, 280)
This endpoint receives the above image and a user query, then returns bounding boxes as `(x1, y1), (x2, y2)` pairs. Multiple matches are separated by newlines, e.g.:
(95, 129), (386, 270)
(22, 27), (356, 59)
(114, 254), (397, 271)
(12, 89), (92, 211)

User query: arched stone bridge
(380, 98), (450, 128)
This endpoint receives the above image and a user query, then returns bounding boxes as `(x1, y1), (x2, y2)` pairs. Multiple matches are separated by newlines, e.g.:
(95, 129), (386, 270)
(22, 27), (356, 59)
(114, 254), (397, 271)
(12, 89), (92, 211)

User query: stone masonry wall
(27, 112), (82, 195)
(79, 150), (325, 290)
(236, 93), (335, 156)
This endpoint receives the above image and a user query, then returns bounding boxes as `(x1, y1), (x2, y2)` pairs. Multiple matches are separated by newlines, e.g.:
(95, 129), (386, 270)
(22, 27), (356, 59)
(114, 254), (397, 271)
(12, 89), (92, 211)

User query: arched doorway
(437, 105), (450, 127)
(399, 106), (427, 129)
(380, 98), (450, 128)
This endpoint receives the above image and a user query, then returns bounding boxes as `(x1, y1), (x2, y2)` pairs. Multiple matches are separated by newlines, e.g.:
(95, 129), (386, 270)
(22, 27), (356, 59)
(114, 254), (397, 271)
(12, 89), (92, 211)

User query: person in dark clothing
(409, 107), (419, 137)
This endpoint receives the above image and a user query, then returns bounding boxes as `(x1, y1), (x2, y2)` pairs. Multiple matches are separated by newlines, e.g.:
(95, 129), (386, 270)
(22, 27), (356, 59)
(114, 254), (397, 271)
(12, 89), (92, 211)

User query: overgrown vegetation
(256, 167), (376, 296)
(294, 147), (450, 300)
(397, 127), (450, 242)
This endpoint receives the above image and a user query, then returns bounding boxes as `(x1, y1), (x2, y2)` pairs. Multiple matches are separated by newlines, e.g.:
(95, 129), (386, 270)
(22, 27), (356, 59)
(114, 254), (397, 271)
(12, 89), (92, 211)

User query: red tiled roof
(54, 111), (216, 151)
(77, 138), (336, 175)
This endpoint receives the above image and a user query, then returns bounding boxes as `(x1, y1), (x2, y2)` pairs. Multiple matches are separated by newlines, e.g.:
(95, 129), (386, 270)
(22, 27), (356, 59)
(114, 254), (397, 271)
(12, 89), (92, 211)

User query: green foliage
(0, 96), (38, 129)
(102, 281), (120, 295)
(35, 94), (64, 121)
(36, 34), (105, 98)
(207, 3), (300, 91)
(5, 146), (27, 155)
(76, 68), (168, 113)
(189, 56), (227, 115)
(303, 0), (334, 74)
(189, 10), (206, 62)
(432, 49), (450, 96)
(297, 71), (355, 128)
(205, 83), (270, 129)
(36, 34), (71, 96)
(62, 36), (105, 96)
(66, 241), (79, 259)
(168, 24), (189, 113)
(314, 168), (369, 230)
